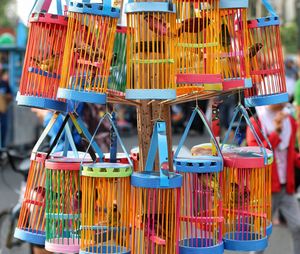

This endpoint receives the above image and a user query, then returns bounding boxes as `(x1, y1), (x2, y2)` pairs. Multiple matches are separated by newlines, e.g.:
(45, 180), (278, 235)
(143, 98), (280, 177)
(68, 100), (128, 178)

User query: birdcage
(125, 0), (177, 100)
(244, 0), (288, 106)
(221, 105), (273, 252)
(108, 26), (127, 97)
(14, 112), (72, 245)
(80, 113), (133, 254)
(44, 157), (91, 253)
(175, 0), (222, 94)
(173, 108), (224, 253)
(57, 0), (120, 104)
(17, 1), (68, 111)
(219, 0), (252, 91)
(131, 121), (182, 254)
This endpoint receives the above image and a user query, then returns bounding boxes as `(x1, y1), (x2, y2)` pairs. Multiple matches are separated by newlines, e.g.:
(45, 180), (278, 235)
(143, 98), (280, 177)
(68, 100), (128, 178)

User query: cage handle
(145, 121), (170, 187)
(69, 112), (103, 163)
(221, 104), (269, 165)
(82, 113), (133, 167)
(261, 0), (278, 17)
(32, 112), (67, 157)
(174, 107), (223, 160)
(32, 0), (63, 15)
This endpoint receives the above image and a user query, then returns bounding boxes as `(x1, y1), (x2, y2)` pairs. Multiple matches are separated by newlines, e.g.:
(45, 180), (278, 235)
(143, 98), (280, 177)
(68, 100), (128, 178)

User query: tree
(0, 0), (17, 28)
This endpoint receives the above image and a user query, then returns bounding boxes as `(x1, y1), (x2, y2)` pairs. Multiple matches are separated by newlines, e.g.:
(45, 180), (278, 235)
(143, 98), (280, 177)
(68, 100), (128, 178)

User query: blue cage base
(245, 93), (288, 107)
(57, 88), (107, 105)
(14, 228), (46, 246)
(16, 93), (67, 112)
(223, 232), (268, 252)
(179, 238), (224, 254)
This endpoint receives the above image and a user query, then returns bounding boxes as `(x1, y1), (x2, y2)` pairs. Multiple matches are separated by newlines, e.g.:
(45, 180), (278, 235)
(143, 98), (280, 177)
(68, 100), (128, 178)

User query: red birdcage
(57, 0), (120, 104)
(17, 0), (68, 112)
(244, 0), (288, 106)
(219, 0), (252, 91)
(221, 105), (273, 252)
(174, 108), (224, 253)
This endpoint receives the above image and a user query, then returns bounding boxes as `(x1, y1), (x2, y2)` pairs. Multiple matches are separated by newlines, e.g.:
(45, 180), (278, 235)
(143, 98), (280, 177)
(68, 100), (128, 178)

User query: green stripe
(131, 59), (174, 64)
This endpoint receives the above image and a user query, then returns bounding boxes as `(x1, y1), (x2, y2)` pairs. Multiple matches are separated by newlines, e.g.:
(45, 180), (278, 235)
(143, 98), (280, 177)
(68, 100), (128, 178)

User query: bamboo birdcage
(131, 121), (182, 254)
(219, 0), (252, 91)
(174, 108), (224, 253)
(175, 0), (222, 94)
(125, 0), (177, 100)
(80, 113), (133, 254)
(17, 0), (68, 112)
(108, 26), (127, 97)
(14, 112), (72, 245)
(57, 0), (120, 104)
(244, 0), (288, 106)
(221, 105), (273, 252)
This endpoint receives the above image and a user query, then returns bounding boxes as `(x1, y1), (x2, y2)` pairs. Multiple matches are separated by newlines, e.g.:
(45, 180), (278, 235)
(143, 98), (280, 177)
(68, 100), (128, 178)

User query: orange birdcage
(174, 108), (224, 253)
(221, 105), (273, 252)
(80, 113), (133, 254)
(14, 113), (77, 245)
(219, 0), (252, 91)
(57, 0), (120, 104)
(175, 0), (222, 94)
(131, 122), (182, 254)
(17, 0), (68, 112)
(125, 0), (177, 100)
(244, 0), (288, 106)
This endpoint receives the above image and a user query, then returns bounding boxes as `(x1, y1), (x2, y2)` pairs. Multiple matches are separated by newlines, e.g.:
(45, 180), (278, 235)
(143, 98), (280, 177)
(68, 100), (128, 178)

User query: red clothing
(246, 116), (300, 194)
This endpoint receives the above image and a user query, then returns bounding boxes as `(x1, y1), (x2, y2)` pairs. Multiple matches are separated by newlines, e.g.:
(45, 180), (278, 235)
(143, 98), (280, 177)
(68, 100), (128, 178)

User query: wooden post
(137, 101), (173, 171)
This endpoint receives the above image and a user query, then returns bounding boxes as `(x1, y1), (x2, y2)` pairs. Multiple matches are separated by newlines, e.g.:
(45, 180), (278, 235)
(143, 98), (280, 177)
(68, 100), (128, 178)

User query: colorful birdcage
(244, 0), (288, 106)
(219, 0), (252, 91)
(45, 158), (84, 253)
(125, 0), (177, 100)
(108, 26), (127, 97)
(57, 0), (120, 104)
(175, 0), (222, 94)
(174, 108), (224, 253)
(17, 0), (68, 112)
(131, 121), (182, 254)
(80, 113), (133, 254)
(14, 112), (71, 245)
(221, 105), (273, 252)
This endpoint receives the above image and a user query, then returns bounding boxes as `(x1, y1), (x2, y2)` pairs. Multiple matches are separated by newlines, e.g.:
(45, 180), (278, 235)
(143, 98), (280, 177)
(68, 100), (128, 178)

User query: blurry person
(285, 58), (298, 102)
(246, 103), (300, 254)
(0, 70), (12, 147)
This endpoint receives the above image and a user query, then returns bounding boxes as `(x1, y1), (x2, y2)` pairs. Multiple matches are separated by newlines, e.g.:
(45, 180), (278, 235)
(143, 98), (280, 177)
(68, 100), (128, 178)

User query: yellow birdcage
(219, 0), (252, 91)
(175, 0), (222, 94)
(125, 0), (177, 100)
(57, 0), (120, 104)
(80, 113), (133, 254)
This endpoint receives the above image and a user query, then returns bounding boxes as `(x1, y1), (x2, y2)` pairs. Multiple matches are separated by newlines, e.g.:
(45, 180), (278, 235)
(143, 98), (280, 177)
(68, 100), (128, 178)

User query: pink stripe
(176, 74), (222, 85)
(222, 79), (247, 91)
(41, 0), (52, 12)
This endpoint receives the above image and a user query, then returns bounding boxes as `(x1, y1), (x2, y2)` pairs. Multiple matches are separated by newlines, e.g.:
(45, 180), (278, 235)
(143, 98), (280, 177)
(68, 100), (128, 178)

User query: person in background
(246, 103), (300, 254)
(0, 70), (12, 147)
